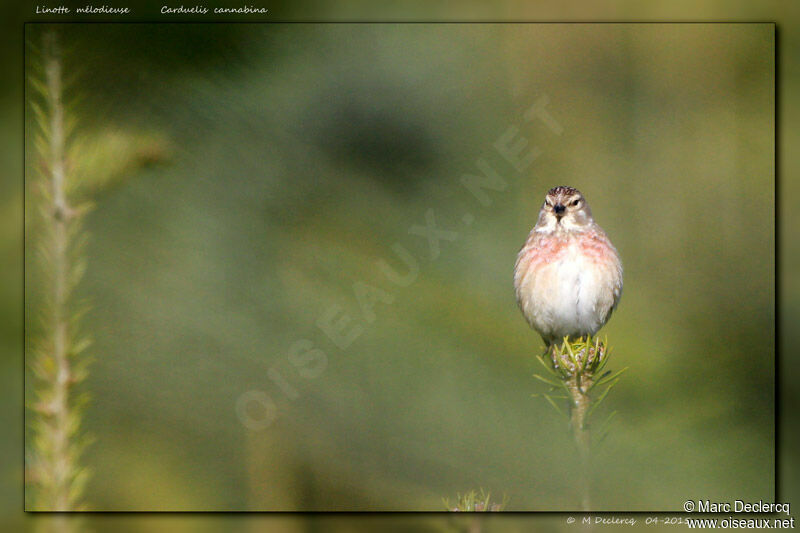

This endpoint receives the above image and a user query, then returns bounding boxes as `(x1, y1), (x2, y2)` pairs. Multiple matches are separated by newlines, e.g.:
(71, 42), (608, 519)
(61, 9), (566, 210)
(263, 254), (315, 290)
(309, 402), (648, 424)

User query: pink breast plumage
(519, 231), (609, 268)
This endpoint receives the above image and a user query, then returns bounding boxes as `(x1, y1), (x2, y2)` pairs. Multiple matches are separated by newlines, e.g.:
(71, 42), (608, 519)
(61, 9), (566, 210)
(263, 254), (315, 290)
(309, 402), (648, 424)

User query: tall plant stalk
(27, 30), (92, 512)
(533, 336), (626, 512)
(565, 371), (593, 511)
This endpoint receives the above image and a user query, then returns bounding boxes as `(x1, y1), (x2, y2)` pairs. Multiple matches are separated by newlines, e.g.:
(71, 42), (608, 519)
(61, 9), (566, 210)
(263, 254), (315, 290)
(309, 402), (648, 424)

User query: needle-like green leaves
(531, 335), (624, 440)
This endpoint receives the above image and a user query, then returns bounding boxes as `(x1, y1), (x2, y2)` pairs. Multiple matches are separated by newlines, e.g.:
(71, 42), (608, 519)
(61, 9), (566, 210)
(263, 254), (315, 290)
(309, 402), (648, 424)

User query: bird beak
(553, 204), (565, 219)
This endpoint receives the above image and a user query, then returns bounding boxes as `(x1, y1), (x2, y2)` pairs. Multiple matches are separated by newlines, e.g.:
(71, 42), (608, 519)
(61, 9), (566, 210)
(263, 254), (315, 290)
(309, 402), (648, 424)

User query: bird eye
(571, 199), (580, 207)
(545, 201), (552, 207)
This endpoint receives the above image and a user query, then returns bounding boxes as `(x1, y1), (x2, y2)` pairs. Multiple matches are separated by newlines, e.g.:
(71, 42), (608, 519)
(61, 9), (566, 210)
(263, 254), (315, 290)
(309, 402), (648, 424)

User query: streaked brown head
(536, 186), (594, 233)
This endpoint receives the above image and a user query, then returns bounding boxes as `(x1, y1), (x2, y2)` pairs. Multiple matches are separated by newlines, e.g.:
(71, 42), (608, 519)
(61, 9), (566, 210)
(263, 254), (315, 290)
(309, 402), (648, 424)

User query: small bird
(514, 186), (622, 348)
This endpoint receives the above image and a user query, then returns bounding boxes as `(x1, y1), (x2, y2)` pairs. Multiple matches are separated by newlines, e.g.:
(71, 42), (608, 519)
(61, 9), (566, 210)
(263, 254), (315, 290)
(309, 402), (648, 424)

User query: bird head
(536, 186), (593, 233)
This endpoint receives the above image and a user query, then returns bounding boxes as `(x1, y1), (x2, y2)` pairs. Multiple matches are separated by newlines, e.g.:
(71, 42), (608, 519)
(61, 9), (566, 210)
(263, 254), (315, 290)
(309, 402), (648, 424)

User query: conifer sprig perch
(532, 335), (626, 511)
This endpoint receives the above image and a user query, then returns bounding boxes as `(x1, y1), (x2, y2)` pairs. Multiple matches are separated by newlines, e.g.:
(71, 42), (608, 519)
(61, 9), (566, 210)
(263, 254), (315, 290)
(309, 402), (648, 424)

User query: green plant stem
(566, 372), (592, 512)
(539, 337), (620, 514)
(49, 41), (71, 511)
(46, 31), (73, 513)
(29, 30), (81, 514)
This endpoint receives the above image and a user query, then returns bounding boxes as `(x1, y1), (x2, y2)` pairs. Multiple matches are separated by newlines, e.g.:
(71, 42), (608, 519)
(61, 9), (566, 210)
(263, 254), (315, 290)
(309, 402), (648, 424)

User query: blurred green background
(2, 2), (795, 531)
(23, 21), (774, 511)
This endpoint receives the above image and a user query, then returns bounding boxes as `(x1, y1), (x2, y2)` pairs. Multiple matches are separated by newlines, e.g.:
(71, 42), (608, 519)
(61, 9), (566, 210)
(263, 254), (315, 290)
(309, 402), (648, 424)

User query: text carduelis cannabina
(514, 186), (622, 347)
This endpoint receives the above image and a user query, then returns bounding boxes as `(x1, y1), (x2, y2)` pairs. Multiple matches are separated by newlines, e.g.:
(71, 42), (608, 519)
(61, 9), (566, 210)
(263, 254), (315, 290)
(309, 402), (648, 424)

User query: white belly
(521, 244), (609, 340)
